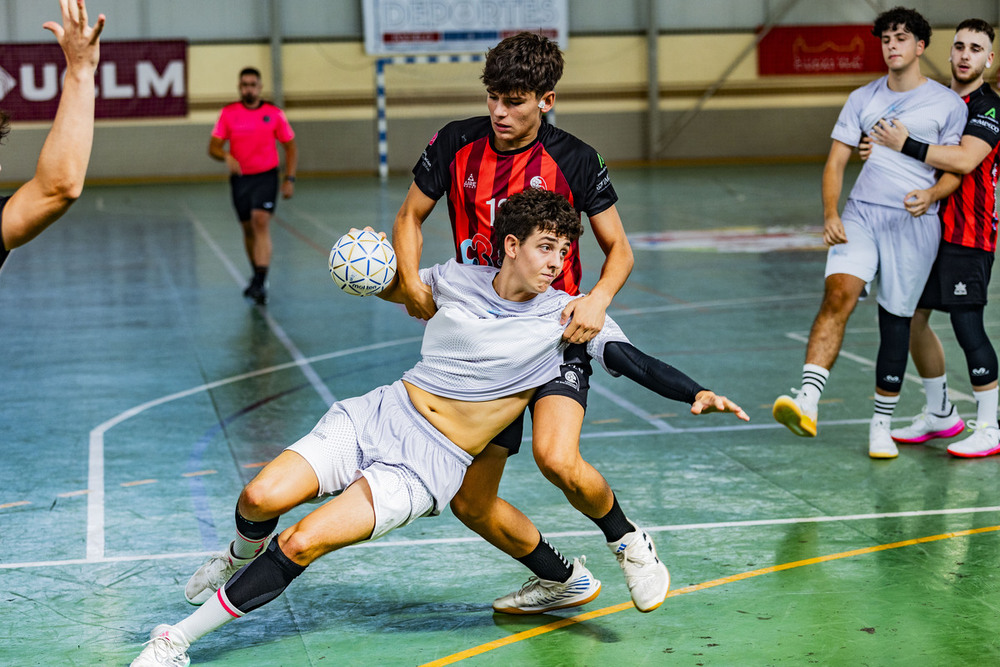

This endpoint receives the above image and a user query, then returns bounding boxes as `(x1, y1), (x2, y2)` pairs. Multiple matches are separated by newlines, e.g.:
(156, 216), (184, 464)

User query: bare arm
(821, 140), (853, 246)
(280, 138), (297, 199)
(903, 171), (962, 217)
(869, 118), (992, 174)
(560, 204), (634, 344)
(2, 0), (105, 250)
(391, 182), (439, 319)
(208, 135), (241, 175)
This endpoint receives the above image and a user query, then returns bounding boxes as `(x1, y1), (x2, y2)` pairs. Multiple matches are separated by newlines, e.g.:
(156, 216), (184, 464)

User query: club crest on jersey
(954, 281), (968, 296)
(530, 175), (548, 190)
(464, 173), (477, 189)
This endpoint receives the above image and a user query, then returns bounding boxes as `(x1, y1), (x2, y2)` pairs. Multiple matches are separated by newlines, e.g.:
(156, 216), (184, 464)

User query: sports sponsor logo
(464, 173), (477, 189)
(973, 367), (989, 376)
(954, 281), (968, 296)
(428, 131), (439, 146)
(595, 173), (611, 192)
(561, 369), (581, 390)
(883, 374), (901, 384)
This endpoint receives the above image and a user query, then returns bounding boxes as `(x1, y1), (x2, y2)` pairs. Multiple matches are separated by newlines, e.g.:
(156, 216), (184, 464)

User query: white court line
(14, 505), (1000, 571)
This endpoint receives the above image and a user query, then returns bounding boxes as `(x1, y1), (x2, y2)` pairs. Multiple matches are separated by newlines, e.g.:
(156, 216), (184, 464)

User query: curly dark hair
(492, 188), (583, 257)
(0, 109), (10, 145)
(481, 32), (564, 96)
(873, 7), (932, 47)
(956, 18), (995, 44)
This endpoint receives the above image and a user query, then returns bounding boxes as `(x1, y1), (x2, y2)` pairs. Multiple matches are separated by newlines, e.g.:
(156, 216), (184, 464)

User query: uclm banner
(757, 25), (884, 75)
(0, 40), (187, 121)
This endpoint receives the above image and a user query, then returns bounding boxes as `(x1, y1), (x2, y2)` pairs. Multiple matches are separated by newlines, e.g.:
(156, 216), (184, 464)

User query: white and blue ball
(328, 230), (397, 297)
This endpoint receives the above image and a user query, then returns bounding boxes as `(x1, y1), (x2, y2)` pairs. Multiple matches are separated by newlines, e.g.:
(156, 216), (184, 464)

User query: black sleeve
(964, 92), (1000, 147)
(603, 341), (707, 404)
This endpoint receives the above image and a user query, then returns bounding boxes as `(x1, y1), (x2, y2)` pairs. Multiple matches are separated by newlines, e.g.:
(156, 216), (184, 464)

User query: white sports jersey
(401, 260), (629, 400)
(832, 76), (966, 213)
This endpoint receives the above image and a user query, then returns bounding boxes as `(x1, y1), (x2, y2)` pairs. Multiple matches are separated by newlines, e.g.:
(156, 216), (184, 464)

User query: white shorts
(825, 199), (940, 317)
(286, 380), (472, 542)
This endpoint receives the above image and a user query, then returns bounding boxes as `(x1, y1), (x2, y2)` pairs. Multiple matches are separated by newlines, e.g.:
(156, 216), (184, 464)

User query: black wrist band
(901, 137), (929, 162)
(285, 176), (296, 182)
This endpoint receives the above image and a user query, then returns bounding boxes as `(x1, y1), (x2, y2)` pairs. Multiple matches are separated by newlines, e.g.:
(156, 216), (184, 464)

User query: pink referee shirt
(212, 102), (295, 175)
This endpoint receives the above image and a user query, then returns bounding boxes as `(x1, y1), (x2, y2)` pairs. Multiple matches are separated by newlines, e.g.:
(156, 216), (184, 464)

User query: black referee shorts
(230, 167), (279, 222)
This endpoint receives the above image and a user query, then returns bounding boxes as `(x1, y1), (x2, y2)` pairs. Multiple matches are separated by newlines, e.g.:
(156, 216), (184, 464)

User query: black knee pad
(235, 507), (278, 541)
(876, 306), (910, 393)
(224, 540), (306, 613)
(951, 307), (999, 386)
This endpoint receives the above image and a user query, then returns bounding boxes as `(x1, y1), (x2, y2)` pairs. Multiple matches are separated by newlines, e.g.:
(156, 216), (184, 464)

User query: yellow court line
(420, 524), (1000, 666)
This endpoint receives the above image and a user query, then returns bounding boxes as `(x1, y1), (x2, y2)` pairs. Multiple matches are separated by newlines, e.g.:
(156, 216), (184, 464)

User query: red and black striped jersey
(940, 82), (1000, 252)
(412, 117), (618, 295)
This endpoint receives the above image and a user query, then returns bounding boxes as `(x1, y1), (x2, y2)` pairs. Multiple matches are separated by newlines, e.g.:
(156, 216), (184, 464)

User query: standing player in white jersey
(772, 7), (968, 458)
(867, 19), (1000, 457)
(129, 189), (748, 666)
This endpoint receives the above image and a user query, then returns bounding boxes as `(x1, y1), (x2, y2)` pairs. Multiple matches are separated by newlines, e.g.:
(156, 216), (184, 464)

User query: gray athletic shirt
(401, 260), (629, 400)
(832, 76), (966, 214)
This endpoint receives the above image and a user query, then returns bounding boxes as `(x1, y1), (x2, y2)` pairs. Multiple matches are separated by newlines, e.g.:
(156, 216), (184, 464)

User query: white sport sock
(231, 532), (269, 560)
(873, 393), (900, 424)
(798, 363), (829, 408)
(174, 586), (244, 644)
(975, 387), (999, 428)
(922, 374), (952, 416)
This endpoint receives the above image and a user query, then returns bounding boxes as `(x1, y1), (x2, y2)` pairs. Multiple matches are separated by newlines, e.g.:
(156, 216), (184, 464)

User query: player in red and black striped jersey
(0, 0), (104, 281)
(869, 19), (1000, 456)
(392, 33), (670, 614)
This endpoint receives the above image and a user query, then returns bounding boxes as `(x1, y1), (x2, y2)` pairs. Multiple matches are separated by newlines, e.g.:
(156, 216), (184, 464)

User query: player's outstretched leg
(492, 556), (601, 614)
(607, 522), (670, 613)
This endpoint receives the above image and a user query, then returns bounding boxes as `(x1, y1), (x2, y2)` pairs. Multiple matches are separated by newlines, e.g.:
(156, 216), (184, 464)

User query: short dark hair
(492, 188), (583, 257)
(956, 18), (995, 44)
(873, 7), (932, 47)
(481, 32), (564, 97)
(0, 110), (9, 145)
(239, 67), (262, 80)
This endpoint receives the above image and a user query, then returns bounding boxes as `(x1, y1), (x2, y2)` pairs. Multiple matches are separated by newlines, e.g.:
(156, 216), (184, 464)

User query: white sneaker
(607, 522), (670, 613)
(492, 556), (602, 614)
(130, 625), (190, 667)
(184, 540), (262, 605)
(890, 406), (964, 444)
(947, 422), (1000, 458)
(772, 392), (818, 437)
(869, 420), (898, 459)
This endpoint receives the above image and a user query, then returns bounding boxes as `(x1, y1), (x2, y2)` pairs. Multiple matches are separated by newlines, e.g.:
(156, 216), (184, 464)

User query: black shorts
(917, 241), (994, 311)
(230, 168), (279, 222)
(491, 343), (593, 456)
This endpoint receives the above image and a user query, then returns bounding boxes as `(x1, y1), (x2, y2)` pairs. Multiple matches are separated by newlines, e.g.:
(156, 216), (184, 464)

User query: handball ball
(328, 229), (397, 297)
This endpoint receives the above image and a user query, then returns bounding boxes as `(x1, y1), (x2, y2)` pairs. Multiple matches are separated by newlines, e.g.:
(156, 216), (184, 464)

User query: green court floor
(3, 163), (1000, 665)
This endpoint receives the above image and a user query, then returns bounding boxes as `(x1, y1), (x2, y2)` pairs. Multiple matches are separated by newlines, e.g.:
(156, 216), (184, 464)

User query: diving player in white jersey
(772, 6), (968, 459)
(130, 189), (748, 666)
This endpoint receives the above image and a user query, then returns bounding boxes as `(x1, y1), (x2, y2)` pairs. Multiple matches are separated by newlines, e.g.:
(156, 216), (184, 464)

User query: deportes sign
(0, 40), (187, 121)
(363, 0), (568, 54)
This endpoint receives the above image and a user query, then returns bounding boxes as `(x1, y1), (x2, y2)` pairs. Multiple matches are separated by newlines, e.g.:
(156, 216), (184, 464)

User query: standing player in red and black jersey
(392, 33), (675, 614)
(869, 19), (1000, 457)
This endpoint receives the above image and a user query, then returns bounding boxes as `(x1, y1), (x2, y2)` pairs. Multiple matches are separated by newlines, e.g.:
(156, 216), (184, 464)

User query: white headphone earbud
(538, 100), (546, 109)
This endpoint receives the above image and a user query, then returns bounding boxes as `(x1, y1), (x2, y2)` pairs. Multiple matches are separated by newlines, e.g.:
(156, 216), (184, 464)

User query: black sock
(252, 266), (269, 289)
(516, 534), (573, 583)
(589, 493), (633, 543)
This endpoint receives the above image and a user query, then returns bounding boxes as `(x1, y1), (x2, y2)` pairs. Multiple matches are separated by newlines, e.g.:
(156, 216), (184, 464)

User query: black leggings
(950, 306), (998, 387)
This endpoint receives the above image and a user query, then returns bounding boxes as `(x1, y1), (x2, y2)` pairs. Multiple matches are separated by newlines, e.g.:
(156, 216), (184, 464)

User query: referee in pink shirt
(209, 67), (298, 305)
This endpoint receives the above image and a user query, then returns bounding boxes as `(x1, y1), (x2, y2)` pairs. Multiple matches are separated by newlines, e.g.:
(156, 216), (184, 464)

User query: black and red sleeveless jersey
(412, 116), (618, 296)
(940, 82), (1000, 252)
(0, 196), (11, 272)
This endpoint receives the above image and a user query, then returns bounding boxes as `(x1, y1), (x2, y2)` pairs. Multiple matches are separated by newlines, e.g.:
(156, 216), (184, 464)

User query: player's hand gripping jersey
(834, 76), (966, 214)
(412, 117), (617, 295)
(401, 260), (629, 400)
